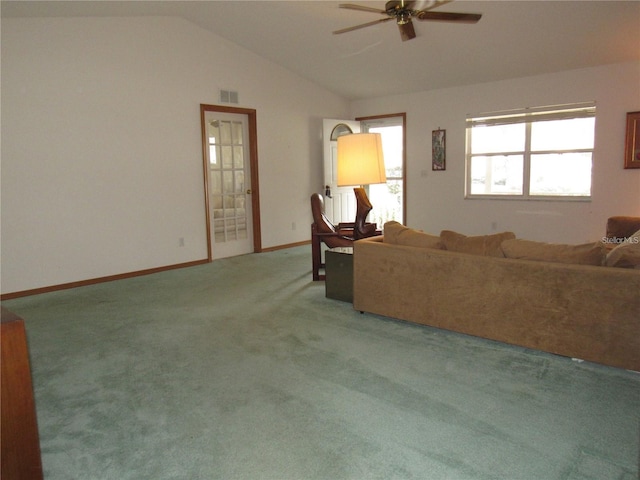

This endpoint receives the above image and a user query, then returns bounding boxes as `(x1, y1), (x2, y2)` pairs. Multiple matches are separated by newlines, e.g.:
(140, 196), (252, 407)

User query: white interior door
(204, 111), (253, 259)
(322, 119), (361, 225)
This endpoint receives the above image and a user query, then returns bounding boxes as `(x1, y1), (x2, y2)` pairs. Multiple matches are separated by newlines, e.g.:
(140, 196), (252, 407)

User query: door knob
(246, 189), (252, 194)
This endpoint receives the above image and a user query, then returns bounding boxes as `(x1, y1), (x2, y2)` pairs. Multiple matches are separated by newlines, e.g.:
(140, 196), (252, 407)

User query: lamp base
(353, 187), (378, 239)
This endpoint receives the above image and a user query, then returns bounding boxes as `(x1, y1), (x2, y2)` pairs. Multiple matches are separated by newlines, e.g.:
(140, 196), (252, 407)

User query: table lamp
(337, 133), (386, 239)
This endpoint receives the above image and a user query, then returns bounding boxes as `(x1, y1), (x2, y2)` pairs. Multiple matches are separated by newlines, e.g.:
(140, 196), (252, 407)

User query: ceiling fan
(333, 0), (482, 42)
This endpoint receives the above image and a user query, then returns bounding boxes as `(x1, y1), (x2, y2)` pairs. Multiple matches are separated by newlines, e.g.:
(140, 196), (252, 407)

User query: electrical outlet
(491, 222), (498, 231)
(179, 237), (185, 247)
(291, 222), (296, 231)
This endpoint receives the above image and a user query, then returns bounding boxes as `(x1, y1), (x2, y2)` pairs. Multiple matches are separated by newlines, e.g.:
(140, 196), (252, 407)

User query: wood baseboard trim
(1, 242), (310, 300)
(1, 259), (210, 300)
(261, 240), (310, 252)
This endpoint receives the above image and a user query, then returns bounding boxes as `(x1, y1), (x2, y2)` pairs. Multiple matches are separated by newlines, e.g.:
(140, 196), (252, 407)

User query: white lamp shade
(337, 133), (386, 186)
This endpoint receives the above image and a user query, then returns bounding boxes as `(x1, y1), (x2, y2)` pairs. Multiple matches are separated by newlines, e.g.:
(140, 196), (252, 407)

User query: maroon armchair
(310, 193), (354, 281)
(606, 216), (640, 241)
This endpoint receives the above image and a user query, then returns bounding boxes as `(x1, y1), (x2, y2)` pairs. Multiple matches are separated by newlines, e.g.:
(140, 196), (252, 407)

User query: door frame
(357, 113), (407, 225)
(200, 104), (262, 261)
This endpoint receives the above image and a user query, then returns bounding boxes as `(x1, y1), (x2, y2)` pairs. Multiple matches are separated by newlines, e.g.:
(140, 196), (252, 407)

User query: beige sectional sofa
(353, 222), (640, 371)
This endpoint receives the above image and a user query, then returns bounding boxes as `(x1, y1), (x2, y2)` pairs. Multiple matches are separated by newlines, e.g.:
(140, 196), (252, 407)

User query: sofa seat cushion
(501, 239), (605, 265)
(440, 230), (515, 257)
(605, 229), (640, 268)
(384, 221), (442, 249)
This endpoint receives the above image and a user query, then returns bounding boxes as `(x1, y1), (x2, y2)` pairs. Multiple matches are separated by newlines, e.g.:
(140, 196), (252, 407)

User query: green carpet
(3, 246), (639, 480)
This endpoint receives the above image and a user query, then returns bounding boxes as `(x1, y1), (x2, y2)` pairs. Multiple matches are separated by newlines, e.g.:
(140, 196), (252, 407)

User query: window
(465, 103), (596, 200)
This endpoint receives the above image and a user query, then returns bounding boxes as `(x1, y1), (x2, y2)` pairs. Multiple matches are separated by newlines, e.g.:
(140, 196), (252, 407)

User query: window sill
(464, 194), (591, 202)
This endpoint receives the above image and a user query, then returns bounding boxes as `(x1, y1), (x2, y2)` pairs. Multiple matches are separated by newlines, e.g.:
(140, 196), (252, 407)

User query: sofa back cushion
(604, 229), (640, 268)
(384, 221), (443, 249)
(440, 230), (515, 257)
(501, 239), (605, 265)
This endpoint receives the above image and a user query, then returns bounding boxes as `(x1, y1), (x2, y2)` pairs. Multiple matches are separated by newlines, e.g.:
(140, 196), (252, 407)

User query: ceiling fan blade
(398, 20), (416, 42)
(338, 3), (386, 15)
(413, 0), (453, 12)
(333, 17), (394, 35)
(415, 11), (482, 23)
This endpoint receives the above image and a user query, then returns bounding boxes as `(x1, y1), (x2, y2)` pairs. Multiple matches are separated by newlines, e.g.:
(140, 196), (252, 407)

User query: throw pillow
(500, 239), (606, 266)
(440, 230), (516, 257)
(384, 221), (442, 249)
(604, 229), (640, 268)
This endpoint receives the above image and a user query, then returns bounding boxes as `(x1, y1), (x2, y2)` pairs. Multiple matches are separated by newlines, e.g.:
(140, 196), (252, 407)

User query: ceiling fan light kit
(334, 0), (482, 42)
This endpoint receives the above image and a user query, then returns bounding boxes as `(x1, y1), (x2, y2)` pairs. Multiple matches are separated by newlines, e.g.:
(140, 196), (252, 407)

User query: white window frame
(465, 102), (596, 201)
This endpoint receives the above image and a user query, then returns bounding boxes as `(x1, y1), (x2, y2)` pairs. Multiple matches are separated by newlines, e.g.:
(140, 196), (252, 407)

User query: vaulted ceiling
(3, 1), (639, 100)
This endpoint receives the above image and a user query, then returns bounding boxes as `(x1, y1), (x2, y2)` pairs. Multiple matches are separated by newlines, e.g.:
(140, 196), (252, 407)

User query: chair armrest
(313, 232), (354, 242)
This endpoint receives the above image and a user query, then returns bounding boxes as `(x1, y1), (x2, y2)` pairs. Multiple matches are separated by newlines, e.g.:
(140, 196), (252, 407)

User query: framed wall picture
(624, 111), (640, 169)
(432, 129), (446, 171)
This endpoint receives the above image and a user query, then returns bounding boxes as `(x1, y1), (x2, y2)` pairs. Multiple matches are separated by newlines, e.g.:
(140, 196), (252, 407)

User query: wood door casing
(200, 104), (261, 260)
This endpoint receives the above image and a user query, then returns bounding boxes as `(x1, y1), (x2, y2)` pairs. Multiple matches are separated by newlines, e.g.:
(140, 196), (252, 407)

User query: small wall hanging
(624, 111), (640, 169)
(432, 128), (446, 171)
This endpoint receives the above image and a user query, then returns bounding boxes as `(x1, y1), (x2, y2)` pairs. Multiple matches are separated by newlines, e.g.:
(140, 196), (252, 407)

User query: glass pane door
(205, 111), (253, 259)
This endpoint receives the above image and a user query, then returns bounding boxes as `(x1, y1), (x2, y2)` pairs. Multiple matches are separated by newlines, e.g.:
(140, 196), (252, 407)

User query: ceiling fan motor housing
(386, 0), (416, 24)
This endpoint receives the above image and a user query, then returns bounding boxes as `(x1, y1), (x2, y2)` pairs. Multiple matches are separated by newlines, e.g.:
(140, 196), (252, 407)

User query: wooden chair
(310, 193), (354, 281)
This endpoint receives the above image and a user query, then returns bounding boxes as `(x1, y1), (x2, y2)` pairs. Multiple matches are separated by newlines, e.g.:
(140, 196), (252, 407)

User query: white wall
(351, 62), (640, 244)
(3, 16), (639, 295)
(1, 16), (350, 294)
